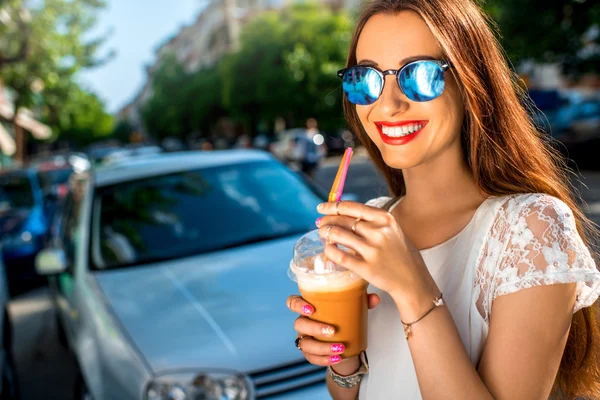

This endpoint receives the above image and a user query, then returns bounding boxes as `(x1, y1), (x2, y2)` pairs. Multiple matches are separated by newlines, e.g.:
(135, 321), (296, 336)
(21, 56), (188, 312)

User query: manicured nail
(322, 326), (335, 336)
(326, 260), (335, 269)
(315, 218), (322, 228)
(317, 203), (324, 211)
(331, 343), (345, 353)
(302, 305), (314, 315)
(330, 355), (341, 364)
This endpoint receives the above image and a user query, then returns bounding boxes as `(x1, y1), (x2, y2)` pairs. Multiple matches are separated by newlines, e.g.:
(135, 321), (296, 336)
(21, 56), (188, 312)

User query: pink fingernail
(330, 355), (341, 364)
(315, 218), (322, 228)
(331, 344), (345, 353)
(302, 305), (313, 315)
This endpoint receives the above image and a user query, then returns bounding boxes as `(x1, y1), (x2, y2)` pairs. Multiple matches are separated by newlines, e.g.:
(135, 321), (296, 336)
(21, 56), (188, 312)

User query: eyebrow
(357, 55), (440, 68)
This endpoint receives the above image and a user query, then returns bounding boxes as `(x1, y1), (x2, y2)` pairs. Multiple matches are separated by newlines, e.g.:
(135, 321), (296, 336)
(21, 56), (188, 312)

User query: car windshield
(91, 160), (324, 270)
(0, 175), (35, 209)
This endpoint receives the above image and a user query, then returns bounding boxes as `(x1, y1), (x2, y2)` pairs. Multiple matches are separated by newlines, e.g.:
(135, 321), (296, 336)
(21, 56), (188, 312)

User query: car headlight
(3, 231), (33, 248)
(146, 372), (253, 400)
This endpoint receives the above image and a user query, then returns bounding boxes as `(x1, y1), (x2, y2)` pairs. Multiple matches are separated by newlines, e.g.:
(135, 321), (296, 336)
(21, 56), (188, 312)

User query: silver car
(35, 150), (331, 400)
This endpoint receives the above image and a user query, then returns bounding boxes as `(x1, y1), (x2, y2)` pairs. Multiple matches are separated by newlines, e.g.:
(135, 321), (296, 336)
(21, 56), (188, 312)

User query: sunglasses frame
(337, 59), (451, 104)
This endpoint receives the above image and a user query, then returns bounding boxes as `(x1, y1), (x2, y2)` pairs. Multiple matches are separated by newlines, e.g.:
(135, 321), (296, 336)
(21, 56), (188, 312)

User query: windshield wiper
(215, 228), (311, 251)
(92, 228), (312, 272)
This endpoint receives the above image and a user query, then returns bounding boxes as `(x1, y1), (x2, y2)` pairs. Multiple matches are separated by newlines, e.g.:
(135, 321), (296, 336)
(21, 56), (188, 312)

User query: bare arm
(392, 283), (576, 399)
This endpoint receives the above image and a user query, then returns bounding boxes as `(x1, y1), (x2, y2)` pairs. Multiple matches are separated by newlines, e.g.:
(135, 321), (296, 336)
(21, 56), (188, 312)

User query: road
(8, 154), (600, 400)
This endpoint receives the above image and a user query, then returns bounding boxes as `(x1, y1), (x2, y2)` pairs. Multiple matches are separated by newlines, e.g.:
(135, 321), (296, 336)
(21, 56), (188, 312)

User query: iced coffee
(289, 230), (368, 358)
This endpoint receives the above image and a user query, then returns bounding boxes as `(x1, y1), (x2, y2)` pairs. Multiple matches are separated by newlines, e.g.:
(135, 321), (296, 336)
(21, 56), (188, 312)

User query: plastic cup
(288, 230), (368, 358)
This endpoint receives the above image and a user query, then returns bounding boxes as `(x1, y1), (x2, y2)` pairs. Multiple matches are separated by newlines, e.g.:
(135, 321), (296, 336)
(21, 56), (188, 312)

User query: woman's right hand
(286, 293), (380, 367)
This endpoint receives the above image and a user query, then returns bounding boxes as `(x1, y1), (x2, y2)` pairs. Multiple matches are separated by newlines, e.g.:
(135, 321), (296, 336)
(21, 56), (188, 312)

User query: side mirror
(35, 248), (67, 276)
(341, 193), (359, 202)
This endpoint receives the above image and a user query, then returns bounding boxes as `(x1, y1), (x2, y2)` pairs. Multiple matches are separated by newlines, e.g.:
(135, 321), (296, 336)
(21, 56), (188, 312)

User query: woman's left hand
(317, 201), (439, 316)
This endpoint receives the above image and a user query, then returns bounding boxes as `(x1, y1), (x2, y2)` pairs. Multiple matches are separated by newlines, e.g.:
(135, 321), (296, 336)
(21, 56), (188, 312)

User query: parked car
(102, 145), (164, 165)
(86, 145), (123, 166)
(568, 99), (600, 140)
(0, 169), (51, 295)
(269, 128), (327, 169)
(36, 150), (331, 400)
(37, 162), (73, 199)
(324, 130), (357, 157)
(0, 249), (19, 399)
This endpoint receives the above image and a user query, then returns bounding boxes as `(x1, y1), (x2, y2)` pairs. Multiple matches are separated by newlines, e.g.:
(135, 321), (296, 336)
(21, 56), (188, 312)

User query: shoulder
(502, 193), (572, 217)
(497, 193), (577, 236)
(365, 196), (393, 208)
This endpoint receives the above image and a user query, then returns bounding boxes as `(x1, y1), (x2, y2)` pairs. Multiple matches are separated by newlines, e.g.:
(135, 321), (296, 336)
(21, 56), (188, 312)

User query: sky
(77, 0), (207, 114)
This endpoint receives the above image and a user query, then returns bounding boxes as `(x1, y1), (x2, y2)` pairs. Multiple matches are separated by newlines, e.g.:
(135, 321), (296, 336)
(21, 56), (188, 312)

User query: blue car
(0, 169), (50, 294)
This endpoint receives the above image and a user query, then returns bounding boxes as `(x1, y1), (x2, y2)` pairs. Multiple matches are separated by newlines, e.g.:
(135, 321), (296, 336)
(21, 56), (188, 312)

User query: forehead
(356, 11), (442, 67)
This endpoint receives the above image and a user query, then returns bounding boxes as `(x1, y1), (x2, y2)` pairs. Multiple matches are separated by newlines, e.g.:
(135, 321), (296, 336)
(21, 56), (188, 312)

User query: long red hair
(343, 0), (600, 398)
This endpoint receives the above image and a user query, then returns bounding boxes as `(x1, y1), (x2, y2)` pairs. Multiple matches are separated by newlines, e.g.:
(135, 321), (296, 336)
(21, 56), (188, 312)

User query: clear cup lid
(288, 230), (351, 279)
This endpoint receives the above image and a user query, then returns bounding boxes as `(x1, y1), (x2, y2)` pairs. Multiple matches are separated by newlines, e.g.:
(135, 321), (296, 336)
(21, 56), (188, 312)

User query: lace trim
(474, 193), (600, 323)
(365, 194), (600, 323)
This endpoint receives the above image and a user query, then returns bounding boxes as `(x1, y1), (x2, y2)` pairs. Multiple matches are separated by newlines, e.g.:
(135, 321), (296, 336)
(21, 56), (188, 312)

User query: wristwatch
(327, 351), (369, 388)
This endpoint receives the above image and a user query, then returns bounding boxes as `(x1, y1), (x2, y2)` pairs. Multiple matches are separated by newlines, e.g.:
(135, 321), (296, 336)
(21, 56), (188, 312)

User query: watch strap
(327, 351), (369, 389)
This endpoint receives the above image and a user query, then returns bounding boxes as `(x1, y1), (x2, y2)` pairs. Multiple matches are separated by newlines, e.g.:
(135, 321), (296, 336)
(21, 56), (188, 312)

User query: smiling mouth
(376, 121), (428, 137)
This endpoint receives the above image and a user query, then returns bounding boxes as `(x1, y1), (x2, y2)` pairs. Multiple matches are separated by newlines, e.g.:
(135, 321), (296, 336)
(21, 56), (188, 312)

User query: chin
(379, 148), (425, 170)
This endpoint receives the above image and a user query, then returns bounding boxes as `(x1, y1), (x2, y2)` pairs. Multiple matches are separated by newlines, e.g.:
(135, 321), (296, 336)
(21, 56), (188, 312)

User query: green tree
(141, 54), (193, 140)
(0, 0), (111, 156)
(484, 0), (600, 75)
(112, 119), (134, 144)
(0, 0), (30, 67)
(221, 2), (352, 133)
(1, 0), (110, 108)
(142, 54), (223, 140)
(42, 83), (114, 147)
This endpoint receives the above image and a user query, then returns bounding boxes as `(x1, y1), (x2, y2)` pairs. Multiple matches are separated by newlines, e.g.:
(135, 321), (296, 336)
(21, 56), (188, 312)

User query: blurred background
(0, 0), (598, 399)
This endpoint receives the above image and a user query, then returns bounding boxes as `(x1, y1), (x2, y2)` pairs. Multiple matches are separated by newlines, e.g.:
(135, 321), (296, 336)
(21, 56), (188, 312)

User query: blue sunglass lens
(400, 61), (445, 102)
(341, 67), (382, 106)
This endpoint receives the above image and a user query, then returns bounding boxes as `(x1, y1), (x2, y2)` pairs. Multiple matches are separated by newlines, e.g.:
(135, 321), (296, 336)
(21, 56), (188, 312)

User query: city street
(8, 154), (600, 400)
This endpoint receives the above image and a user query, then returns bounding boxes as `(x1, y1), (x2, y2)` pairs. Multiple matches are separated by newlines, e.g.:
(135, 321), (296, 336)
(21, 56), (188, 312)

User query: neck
(400, 146), (485, 215)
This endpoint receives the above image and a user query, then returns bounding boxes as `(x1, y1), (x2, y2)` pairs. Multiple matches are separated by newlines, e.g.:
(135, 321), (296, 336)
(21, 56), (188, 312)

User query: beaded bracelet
(400, 293), (444, 340)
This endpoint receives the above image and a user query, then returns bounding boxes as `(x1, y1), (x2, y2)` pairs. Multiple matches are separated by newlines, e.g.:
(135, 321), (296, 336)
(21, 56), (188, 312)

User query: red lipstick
(375, 120), (428, 145)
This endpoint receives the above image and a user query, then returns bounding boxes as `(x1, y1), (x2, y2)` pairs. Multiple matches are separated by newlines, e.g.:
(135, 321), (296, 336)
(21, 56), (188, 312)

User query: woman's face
(355, 11), (464, 169)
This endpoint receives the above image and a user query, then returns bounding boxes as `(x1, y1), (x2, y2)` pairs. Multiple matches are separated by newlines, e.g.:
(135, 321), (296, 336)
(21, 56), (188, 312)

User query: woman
(286, 0), (600, 398)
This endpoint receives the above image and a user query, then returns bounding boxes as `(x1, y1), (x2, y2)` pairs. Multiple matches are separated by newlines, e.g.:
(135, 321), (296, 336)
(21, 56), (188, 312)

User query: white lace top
(358, 193), (600, 399)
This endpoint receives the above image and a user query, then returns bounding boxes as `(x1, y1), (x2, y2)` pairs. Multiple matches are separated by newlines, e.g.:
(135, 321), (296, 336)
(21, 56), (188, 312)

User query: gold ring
(287, 295), (299, 310)
(335, 201), (341, 215)
(325, 225), (333, 241)
(351, 218), (361, 233)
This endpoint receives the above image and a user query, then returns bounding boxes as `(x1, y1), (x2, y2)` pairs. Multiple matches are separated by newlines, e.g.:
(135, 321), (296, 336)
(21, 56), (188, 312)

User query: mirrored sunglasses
(337, 60), (451, 105)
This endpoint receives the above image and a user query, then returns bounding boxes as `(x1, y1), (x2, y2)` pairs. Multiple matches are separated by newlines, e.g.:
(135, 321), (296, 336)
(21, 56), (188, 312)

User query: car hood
(94, 234), (309, 374)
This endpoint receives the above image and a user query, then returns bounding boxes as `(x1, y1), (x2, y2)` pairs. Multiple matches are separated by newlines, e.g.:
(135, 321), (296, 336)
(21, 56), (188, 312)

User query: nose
(377, 74), (409, 117)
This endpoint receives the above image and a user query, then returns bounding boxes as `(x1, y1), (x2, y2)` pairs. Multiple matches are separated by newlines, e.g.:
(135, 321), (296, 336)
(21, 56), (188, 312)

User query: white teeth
(381, 124), (424, 137)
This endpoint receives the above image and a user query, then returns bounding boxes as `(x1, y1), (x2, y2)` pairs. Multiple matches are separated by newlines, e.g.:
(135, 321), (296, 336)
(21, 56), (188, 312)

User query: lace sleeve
(491, 194), (600, 314)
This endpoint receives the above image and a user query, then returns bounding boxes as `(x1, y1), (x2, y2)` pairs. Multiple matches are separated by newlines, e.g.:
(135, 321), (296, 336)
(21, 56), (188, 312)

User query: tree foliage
(142, 3), (352, 139)
(0, 0), (111, 121)
(42, 83), (114, 147)
(221, 2), (352, 132)
(484, 0), (600, 75)
(142, 54), (223, 141)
